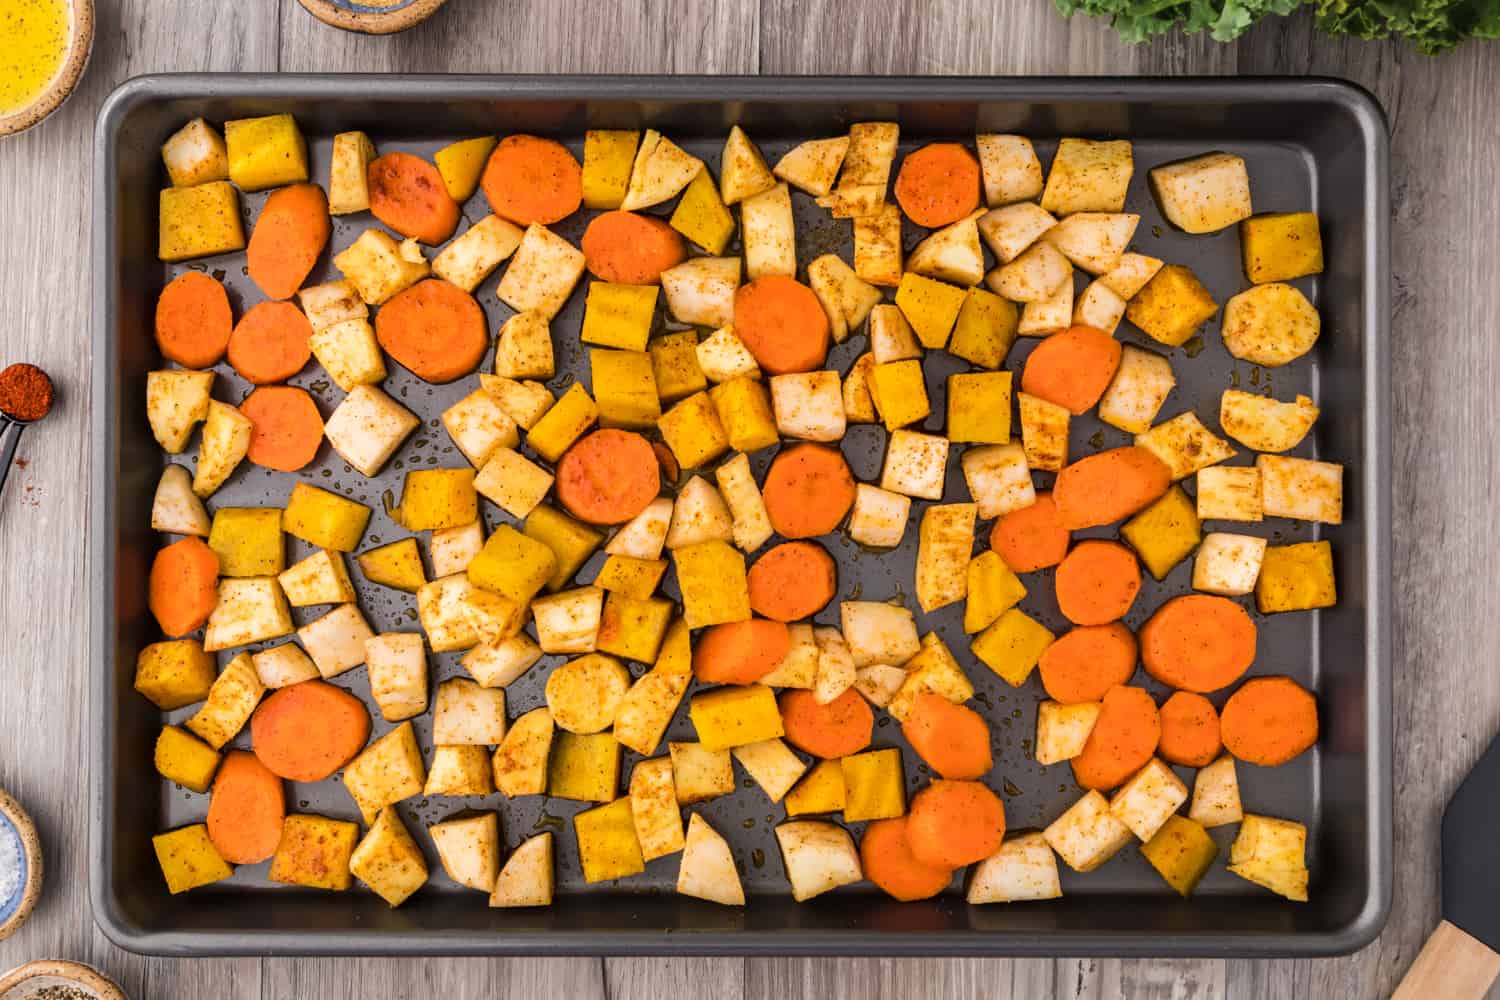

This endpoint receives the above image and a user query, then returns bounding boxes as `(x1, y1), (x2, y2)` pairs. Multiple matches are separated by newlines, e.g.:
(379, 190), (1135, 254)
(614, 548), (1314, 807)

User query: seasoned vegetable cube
(492, 707), (554, 796)
(1135, 412), (1236, 481)
(709, 377), (778, 454)
(689, 684), (783, 751)
(494, 310), (555, 380)
(161, 118), (229, 187)
(840, 601), (920, 668)
(629, 757), (685, 860)
(948, 286), (1019, 369)
(1241, 211), (1323, 284)
(203, 578), (295, 652)
(185, 652), (264, 748)
(270, 814), (359, 891)
(442, 388), (520, 468)
(1141, 815), (1218, 897)
(1257, 455), (1343, 524)
(670, 740), (734, 803)
(278, 549), (356, 607)
(1040, 138), (1132, 215)
(334, 230), (429, 306)
(431, 520), (485, 578)
(894, 272), (967, 350)
(1044, 790), (1132, 873)
(206, 507), (283, 578)
(474, 447), (555, 519)
(841, 748), (905, 821)
(784, 759), (846, 816)
(297, 603), (375, 679)
(671, 167), (736, 255)
(159, 182), (245, 262)
(853, 204), (903, 286)
(732, 738), (807, 803)
(531, 586), (605, 654)
(1108, 758), (1188, 841)
(496, 224), (586, 320)
(621, 131), (704, 212)
(1035, 700), (1101, 765)
(574, 798), (645, 883)
(1228, 814), (1308, 902)
(1193, 533), (1267, 597)
(349, 807), (428, 908)
(775, 820), (862, 901)
(251, 642), (319, 688)
(467, 524), (556, 607)
(961, 442), (1035, 519)
(677, 813), (744, 906)
(416, 574), (481, 653)
(659, 390), (730, 468)
(972, 608), (1054, 687)
(1255, 541), (1336, 614)
(399, 469), (477, 532)
(225, 113), (308, 191)
(966, 832), (1063, 903)
(328, 131), (376, 215)
(870, 360), (930, 431)
(524, 505), (604, 592)
(323, 385), (420, 477)
(1018, 392), (1069, 472)
(582, 129), (640, 210)
(914, 503), (976, 614)
(1124, 265), (1217, 348)
(964, 550), (1027, 634)
(342, 722), (425, 824)
(153, 824), (233, 894)
(490, 831), (554, 908)
(146, 370), (213, 455)
(1148, 153), (1252, 234)
(424, 745), (494, 796)
(595, 554), (669, 599)
(526, 384), (598, 464)
(428, 813), (499, 892)
(1196, 466), (1263, 522)
(357, 538), (426, 594)
(649, 331), (708, 402)
(1121, 485), (1201, 581)
(847, 483), (911, 548)
(596, 592), (674, 662)
(888, 633), (973, 721)
(660, 256), (740, 328)
(1098, 345), (1175, 435)
(366, 633), (429, 722)
(433, 135), (496, 201)
(771, 371), (846, 442)
(946, 372), (1012, 444)
(591, 349), (661, 428)
(880, 430), (949, 500)
(1189, 755), (1244, 828)
(433, 215), (523, 292)
(582, 282), (658, 352)
(154, 724), (221, 793)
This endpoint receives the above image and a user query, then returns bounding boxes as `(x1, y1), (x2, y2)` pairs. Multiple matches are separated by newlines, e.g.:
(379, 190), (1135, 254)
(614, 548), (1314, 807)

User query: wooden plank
(259, 957), (606, 998)
(747, 956), (1050, 998)
(609, 957), (746, 1000)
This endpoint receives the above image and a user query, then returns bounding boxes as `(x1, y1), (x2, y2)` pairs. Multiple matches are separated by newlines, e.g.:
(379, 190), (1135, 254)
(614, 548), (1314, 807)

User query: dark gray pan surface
(90, 75), (1390, 956)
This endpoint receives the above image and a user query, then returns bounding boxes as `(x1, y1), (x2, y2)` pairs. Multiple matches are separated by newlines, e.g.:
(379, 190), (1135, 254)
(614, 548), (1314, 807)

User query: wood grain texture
(0, 0), (1495, 995)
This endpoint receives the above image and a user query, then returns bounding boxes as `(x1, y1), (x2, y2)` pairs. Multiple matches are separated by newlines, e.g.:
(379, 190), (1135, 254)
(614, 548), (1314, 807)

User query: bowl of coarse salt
(0, 960), (125, 1000)
(0, 789), (42, 942)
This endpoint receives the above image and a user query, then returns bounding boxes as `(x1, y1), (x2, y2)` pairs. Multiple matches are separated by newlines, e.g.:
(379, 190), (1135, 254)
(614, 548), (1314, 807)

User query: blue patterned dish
(296, 0), (448, 34)
(0, 790), (41, 942)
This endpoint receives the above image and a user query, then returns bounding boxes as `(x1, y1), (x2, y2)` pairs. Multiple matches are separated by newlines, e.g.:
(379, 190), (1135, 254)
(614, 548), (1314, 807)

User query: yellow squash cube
(670, 168), (735, 254)
(523, 505), (605, 592)
(596, 592), (674, 663)
(948, 287), (1018, 369)
(1125, 265), (1218, 348)
(1141, 814), (1218, 897)
(674, 540), (750, 628)
(784, 759), (847, 816)
(581, 282), (658, 352)
(467, 524), (557, 607)
(649, 331), (707, 403)
(841, 748), (905, 821)
(871, 360), (930, 431)
(548, 732), (622, 802)
(709, 378), (778, 453)
(947, 371), (1013, 443)
(1256, 540), (1336, 613)
(269, 814), (359, 891)
(283, 484), (370, 552)
(595, 554), (669, 599)
(357, 539), (427, 594)
(153, 824), (233, 894)
(582, 130), (640, 210)
(433, 136), (497, 202)
(894, 272), (967, 350)
(399, 469), (477, 531)
(689, 684), (783, 750)
(135, 639), (216, 710)
(225, 113), (309, 192)
(526, 383), (598, 464)
(153, 725), (221, 793)
(158, 182), (245, 262)
(591, 349), (661, 428)
(1121, 485), (1201, 581)
(972, 608), (1055, 686)
(659, 390), (730, 468)
(1241, 212), (1323, 285)
(574, 797), (645, 883)
(655, 617), (693, 675)
(964, 550), (1027, 633)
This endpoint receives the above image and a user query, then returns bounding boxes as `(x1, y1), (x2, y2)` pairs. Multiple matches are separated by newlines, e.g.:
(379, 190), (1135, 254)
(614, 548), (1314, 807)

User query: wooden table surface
(0, 0), (1495, 997)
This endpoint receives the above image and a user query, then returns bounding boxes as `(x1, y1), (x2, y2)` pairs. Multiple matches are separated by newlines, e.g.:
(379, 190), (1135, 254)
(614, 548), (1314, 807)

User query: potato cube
(184, 652), (263, 748)
(676, 813), (744, 906)
(1219, 390), (1318, 455)
(152, 465), (210, 536)
(1035, 700), (1102, 765)
(976, 134), (1043, 206)
(756, 622), (818, 689)
(136, 641), (217, 710)
(251, 642), (319, 688)
(1098, 252), (1165, 300)
(1109, 758), (1189, 841)
(1135, 412), (1236, 482)
(867, 303), (921, 366)
(582, 129), (640, 210)
(297, 603), (374, 679)
(1041, 138), (1132, 215)
(442, 389), (520, 468)
(1196, 466), (1263, 522)
(462, 633), (542, 688)
(432, 520), (485, 578)
(775, 820), (862, 901)
(784, 759), (846, 817)
(324, 385), (419, 477)
(1241, 212), (1324, 284)
(841, 354), (877, 425)
(1018, 392), (1069, 472)
(840, 601), (920, 668)
(526, 383), (598, 464)
(1125, 265), (1218, 348)
(1189, 755), (1244, 828)
(463, 587), (526, 647)
(492, 707), (554, 796)
(158, 182), (245, 261)
(961, 443), (1035, 520)
(604, 497), (673, 561)
(342, 721), (425, 824)
(366, 633), (429, 722)
(972, 608), (1054, 687)
(660, 256), (740, 328)
(841, 483), (911, 551)
(887, 633), (973, 721)
(1017, 276), (1075, 337)
(1222, 283), (1321, 368)
(964, 550), (1027, 634)
(328, 131), (376, 214)
(1228, 814), (1308, 902)
(690, 684), (783, 751)
(621, 131), (704, 211)
(270, 814), (358, 892)
(773, 136), (849, 198)
(978, 202), (1057, 264)
(416, 574), (480, 653)
(1043, 212), (1139, 275)
(1073, 279), (1127, 335)
(659, 390), (730, 469)
(674, 540), (750, 628)
(433, 214), (523, 292)
(835, 121), (897, 189)
(467, 524), (556, 607)
(582, 283), (659, 354)
(907, 211), (987, 287)
(575, 797), (645, 883)
(1256, 540), (1336, 614)
(1120, 485), (1201, 581)
(1044, 790), (1133, 873)
(629, 756), (685, 861)
(1141, 815), (1218, 897)
(531, 586), (604, 654)
(709, 377), (778, 454)
(1098, 344), (1174, 435)
(892, 272), (966, 350)
(730, 738), (807, 804)
(989, 241), (1071, 305)
(718, 125), (776, 205)
(670, 168), (735, 255)
(154, 724), (220, 793)
(308, 318), (386, 391)
(808, 253), (882, 342)
(839, 748), (904, 822)
(357, 539), (426, 594)
(524, 505), (604, 592)
(1149, 153), (1251, 235)
(591, 349), (661, 429)
(225, 113), (307, 191)
(714, 453), (774, 553)
(493, 310), (555, 381)
(614, 668), (690, 757)
(429, 813), (500, 892)
(870, 360), (930, 431)
(1258, 455), (1343, 524)
(424, 744), (494, 796)
(350, 807), (428, 908)
(771, 371), (847, 442)
(945, 372), (1012, 445)
(474, 447), (555, 519)
(153, 824), (233, 895)
(812, 627), (858, 705)
(146, 369), (213, 454)
(334, 230), (429, 306)
(278, 549), (355, 608)
(1193, 533), (1267, 597)
(597, 592), (674, 663)
(852, 203), (904, 287)
(669, 741), (734, 804)
(490, 831), (554, 908)
(880, 430), (949, 501)
(967, 832), (1063, 904)
(496, 224), (586, 320)
(742, 182), (796, 279)
(192, 400), (253, 498)
(203, 578), (295, 652)
(161, 118), (228, 187)
(915, 503), (976, 614)
(648, 330), (708, 404)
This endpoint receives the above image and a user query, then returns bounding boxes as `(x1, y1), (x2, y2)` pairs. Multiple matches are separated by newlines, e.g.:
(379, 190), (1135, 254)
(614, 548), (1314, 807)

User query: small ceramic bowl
(297, 0), (449, 34)
(0, 960), (126, 1000)
(0, 0), (95, 138)
(0, 790), (42, 942)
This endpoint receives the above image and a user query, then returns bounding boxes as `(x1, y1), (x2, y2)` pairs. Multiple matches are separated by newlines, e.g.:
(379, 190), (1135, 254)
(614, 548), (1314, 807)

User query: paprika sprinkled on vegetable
(0, 363), (54, 422)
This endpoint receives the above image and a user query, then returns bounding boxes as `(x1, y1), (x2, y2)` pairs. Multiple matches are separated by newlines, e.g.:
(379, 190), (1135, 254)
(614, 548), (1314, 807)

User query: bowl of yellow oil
(0, 0), (93, 138)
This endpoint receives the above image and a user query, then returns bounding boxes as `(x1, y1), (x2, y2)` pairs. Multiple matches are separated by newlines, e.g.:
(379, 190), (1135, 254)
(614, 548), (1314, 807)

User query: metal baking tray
(90, 74), (1390, 957)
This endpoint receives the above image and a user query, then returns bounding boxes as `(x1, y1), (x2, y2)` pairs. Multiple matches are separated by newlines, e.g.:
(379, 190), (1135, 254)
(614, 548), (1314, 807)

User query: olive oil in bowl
(0, 0), (91, 136)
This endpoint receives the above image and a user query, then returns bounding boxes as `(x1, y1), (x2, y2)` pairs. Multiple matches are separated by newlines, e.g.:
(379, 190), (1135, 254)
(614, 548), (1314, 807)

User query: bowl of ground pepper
(0, 961), (125, 1000)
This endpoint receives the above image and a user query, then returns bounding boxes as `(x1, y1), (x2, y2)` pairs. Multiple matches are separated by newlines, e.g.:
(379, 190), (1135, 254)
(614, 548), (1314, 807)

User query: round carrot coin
(1071, 685), (1161, 791)
(748, 541), (837, 622)
(761, 443), (856, 539)
(246, 183), (331, 302)
(989, 493), (1070, 573)
(555, 429), (659, 525)
(207, 750), (285, 865)
(902, 692), (993, 780)
(1019, 325), (1123, 416)
(481, 134), (583, 226)
(251, 680), (372, 783)
(1220, 676), (1318, 767)
(374, 278), (488, 383)
(1158, 691), (1222, 768)
(240, 385), (323, 472)
(905, 780), (1006, 869)
(368, 151), (460, 244)
(227, 301), (313, 385)
(733, 275), (830, 374)
(694, 619), (792, 685)
(1140, 595), (1257, 693)
(581, 211), (686, 284)
(894, 142), (982, 228)
(1053, 446), (1171, 530)
(861, 817), (954, 902)
(779, 688), (873, 759)
(155, 271), (232, 368)
(1054, 539), (1142, 625)
(1039, 623), (1138, 704)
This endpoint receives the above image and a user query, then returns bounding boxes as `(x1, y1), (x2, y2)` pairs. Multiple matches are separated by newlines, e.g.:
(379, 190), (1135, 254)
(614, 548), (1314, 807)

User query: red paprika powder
(0, 364), (53, 422)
